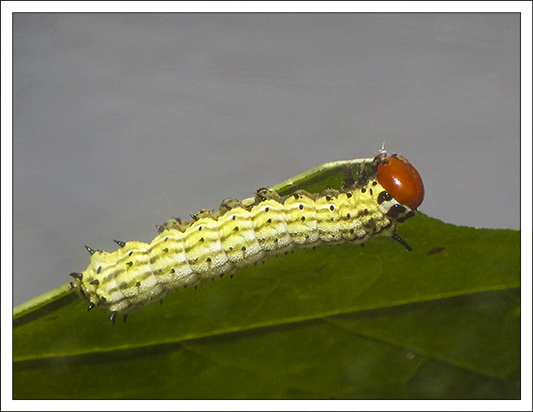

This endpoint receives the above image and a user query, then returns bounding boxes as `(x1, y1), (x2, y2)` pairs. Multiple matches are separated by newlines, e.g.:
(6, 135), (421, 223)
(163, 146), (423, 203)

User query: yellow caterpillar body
(69, 152), (423, 323)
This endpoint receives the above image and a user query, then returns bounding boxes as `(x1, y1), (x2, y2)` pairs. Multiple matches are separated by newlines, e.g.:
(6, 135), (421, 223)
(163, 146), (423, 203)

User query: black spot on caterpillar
(69, 151), (424, 324)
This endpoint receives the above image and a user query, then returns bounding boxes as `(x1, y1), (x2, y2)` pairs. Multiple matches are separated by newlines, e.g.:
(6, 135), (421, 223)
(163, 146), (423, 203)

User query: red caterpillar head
(376, 154), (424, 210)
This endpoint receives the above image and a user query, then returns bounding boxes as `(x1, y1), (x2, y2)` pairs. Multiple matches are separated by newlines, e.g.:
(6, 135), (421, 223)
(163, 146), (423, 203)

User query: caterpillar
(69, 151), (424, 324)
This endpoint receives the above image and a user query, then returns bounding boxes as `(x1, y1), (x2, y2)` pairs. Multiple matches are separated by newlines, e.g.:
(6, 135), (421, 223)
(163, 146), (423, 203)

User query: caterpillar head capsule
(376, 153), (425, 210)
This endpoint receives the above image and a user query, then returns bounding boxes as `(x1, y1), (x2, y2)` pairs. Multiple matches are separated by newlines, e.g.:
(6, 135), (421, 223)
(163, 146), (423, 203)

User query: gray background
(13, 13), (520, 306)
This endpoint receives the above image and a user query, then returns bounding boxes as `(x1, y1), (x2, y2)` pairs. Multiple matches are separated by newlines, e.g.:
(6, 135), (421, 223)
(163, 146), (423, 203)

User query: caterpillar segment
(69, 152), (424, 323)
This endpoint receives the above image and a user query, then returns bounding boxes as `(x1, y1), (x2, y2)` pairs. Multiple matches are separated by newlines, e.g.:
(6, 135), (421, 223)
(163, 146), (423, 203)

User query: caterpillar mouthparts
(69, 151), (424, 324)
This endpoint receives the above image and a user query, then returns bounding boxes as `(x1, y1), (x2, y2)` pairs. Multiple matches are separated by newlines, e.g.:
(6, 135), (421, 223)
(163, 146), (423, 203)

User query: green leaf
(13, 158), (520, 399)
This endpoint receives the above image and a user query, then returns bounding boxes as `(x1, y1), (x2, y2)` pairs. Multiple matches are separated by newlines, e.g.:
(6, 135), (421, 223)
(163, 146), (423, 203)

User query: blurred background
(13, 13), (520, 306)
